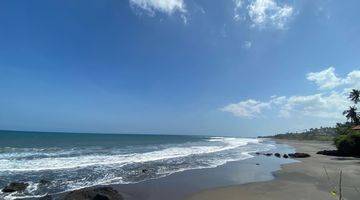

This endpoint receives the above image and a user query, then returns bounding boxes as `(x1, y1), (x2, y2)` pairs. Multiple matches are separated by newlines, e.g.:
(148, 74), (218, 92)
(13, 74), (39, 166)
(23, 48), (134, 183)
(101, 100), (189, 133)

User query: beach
(187, 140), (360, 200)
(2, 134), (360, 200)
(52, 138), (296, 200)
(0, 131), (290, 200)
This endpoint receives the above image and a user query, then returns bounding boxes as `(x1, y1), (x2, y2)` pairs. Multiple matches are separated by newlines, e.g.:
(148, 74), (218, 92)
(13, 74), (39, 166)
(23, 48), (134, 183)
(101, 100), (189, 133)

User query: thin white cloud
(278, 92), (348, 119)
(130, 0), (186, 14)
(220, 99), (270, 118)
(243, 41), (252, 49)
(344, 70), (360, 89)
(247, 0), (294, 29)
(222, 92), (349, 120)
(306, 67), (342, 90)
(307, 67), (360, 90)
(129, 0), (187, 22)
(222, 67), (359, 120)
(270, 95), (286, 105)
(233, 0), (244, 21)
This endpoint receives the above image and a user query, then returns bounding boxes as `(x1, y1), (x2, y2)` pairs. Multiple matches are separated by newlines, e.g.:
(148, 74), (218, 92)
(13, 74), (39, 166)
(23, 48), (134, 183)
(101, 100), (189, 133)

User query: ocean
(0, 131), (277, 199)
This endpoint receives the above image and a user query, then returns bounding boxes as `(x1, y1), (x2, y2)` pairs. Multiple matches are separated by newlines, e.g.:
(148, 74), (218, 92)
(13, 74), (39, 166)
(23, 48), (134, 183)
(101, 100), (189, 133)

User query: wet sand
(187, 140), (360, 200)
(111, 143), (295, 200)
(53, 141), (295, 200)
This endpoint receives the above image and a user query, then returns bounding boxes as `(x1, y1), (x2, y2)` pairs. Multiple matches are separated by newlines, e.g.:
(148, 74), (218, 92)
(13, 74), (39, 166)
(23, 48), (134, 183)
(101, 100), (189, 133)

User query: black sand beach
(52, 141), (295, 200)
(187, 140), (360, 200)
(13, 140), (360, 200)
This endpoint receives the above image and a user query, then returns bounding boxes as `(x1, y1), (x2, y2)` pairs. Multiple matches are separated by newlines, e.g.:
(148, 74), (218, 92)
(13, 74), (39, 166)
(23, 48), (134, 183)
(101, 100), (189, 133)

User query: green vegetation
(261, 127), (336, 141)
(349, 89), (360, 104)
(334, 132), (360, 156)
(263, 89), (360, 157)
(333, 89), (360, 156)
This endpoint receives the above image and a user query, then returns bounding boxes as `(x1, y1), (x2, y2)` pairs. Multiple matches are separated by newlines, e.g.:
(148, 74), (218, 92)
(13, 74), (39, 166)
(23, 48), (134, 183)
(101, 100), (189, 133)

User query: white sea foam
(0, 137), (279, 200)
(0, 137), (263, 172)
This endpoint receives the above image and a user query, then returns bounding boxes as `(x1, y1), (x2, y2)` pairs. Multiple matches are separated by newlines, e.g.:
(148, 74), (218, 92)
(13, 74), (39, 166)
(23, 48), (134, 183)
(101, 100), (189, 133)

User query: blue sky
(0, 0), (359, 136)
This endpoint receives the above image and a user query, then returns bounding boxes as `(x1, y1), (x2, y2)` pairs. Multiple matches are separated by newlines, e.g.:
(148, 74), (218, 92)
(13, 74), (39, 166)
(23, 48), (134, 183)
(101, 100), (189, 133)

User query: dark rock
(256, 163), (260, 165)
(255, 152), (260, 155)
(317, 150), (341, 156)
(265, 153), (273, 156)
(93, 194), (110, 200)
(39, 179), (51, 185)
(2, 182), (29, 193)
(142, 169), (148, 173)
(288, 153), (310, 158)
(283, 154), (289, 158)
(316, 150), (360, 157)
(274, 153), (281, 158)
(63, 186), (123, 200)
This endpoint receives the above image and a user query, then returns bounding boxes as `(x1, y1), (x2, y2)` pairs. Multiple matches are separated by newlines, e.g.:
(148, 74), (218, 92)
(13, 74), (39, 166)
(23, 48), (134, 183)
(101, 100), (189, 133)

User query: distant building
(352, 125), (360, 130)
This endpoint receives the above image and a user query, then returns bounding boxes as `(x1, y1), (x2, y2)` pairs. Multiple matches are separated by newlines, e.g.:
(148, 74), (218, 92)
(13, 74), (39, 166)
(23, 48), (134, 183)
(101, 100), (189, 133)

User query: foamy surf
(0, 134), (275, 199)
(0, 137), (261, 172)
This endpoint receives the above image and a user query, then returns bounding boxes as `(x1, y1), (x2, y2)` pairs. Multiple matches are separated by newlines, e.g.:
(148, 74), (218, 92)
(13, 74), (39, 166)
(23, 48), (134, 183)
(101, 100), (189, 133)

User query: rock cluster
(255, 152), (310, 158)
(2, 182), (29, 193)
(288, 153), (311, 158)
(63, 186), (124, 200)
(2, 181), (123, 200)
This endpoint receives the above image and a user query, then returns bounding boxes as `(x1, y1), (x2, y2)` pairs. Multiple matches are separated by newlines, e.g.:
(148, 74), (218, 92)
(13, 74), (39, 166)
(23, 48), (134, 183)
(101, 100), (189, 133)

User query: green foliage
(334, 131), (360, 156)
(333, 89), (360, 156)
(262, 126), (336, 141)
(343, 106), (359, 125)
(349, 89), (360, 104)
(343, 89), (360, 125)
(335, 122), (353, 135)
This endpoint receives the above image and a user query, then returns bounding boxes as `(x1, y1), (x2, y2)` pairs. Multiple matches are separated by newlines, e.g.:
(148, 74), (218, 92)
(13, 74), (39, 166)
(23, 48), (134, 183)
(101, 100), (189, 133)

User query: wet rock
(265, 153), (273, 156)
(288, 153), (310, 158)
(256, 163), (260, 165)
(39, 179), (51, 185)
(93, 194), (110, 200)
(283, 154), (289, 158)
(255, 152), (260, 155)
(63, 186), (123, 200)
(2, 182), (29, 193)
(274, 153), (281, 158)
(316, 150), (341, 156)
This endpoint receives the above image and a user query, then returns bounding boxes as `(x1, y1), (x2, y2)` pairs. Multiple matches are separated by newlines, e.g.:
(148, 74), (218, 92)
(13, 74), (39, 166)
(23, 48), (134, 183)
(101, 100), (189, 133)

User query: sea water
(0, 130), (276, 199)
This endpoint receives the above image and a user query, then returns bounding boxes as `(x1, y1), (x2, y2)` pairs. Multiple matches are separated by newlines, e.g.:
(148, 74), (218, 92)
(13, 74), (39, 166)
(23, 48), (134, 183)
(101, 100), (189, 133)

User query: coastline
(187, 139), (360, 200)
(12, 139), (360, 200)
(50, 140), (295, 200)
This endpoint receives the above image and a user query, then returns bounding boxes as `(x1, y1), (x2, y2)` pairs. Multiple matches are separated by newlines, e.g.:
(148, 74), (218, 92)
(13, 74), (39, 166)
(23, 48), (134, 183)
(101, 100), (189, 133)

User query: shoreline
(8, 139), (359, 200)
(187, 139), (360, 200)
(48, 139), (295, 200)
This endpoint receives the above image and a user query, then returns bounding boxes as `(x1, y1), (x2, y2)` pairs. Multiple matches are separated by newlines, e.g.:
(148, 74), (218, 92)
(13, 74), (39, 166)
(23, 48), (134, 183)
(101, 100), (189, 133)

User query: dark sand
(112, 148), (295, 200)
(54, 141), (295, 200)
(187, 140), (360, 200)
(53, 140), (360, 200)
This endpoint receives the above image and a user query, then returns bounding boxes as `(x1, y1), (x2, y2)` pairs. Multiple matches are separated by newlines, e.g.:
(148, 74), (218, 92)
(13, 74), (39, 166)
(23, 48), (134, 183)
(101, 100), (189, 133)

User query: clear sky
(0, 0), (359, 136)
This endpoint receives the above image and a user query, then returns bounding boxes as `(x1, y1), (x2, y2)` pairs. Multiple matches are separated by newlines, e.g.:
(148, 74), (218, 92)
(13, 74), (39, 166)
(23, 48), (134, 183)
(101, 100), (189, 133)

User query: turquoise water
(0, 130), (276, 199)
